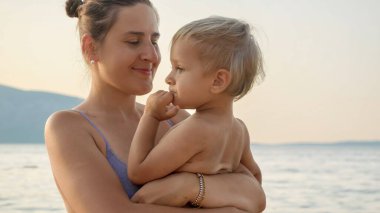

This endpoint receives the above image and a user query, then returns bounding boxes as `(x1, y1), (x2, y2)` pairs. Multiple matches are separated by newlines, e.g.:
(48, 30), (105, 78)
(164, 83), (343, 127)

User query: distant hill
(0, 85), (82, 143)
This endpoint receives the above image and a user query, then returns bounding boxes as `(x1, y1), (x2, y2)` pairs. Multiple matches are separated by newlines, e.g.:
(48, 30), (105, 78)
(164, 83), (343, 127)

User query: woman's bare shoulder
(44, 110), (93, 148)
(45, 110), (84, 132)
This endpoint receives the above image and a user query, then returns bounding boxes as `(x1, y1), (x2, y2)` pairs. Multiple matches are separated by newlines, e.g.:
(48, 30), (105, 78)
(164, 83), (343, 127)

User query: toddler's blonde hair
(171, 16), (264, 100)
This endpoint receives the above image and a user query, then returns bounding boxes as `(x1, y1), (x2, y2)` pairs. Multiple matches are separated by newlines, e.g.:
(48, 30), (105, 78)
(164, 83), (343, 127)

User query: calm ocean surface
(0, 143), (379, 213)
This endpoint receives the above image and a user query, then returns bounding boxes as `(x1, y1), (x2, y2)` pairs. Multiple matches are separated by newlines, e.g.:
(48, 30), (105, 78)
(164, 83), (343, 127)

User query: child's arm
(241, 142), (262, 184)
(238, 120), (262, 184)
(128, 91), (204, 185)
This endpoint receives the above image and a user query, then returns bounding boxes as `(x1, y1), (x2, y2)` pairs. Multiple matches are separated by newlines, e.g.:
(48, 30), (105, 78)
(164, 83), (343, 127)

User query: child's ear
(210, 69), (231, 94)
(81, 34), (98, 64)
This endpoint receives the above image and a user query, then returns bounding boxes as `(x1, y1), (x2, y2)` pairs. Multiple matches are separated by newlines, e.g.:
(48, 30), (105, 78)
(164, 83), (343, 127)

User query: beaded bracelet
(190, 173), (205, 208)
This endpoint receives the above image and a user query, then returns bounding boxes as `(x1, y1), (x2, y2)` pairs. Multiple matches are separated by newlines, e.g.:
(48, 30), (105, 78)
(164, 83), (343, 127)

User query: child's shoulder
(233, 117), (250, 143)
(166, 115), (214, 142)
(234, 117), (248, 129)
(175, 114), (211, 132)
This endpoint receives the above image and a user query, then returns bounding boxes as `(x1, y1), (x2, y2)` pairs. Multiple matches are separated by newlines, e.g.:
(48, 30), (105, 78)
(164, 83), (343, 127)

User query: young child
(128, 16), (265, 208)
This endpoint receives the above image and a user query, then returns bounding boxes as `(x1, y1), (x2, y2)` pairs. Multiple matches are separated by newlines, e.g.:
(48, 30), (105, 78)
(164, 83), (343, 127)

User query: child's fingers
(148, 91), (171, 105)
(160, 91), (174, 104)
(165, 105), (179, 118)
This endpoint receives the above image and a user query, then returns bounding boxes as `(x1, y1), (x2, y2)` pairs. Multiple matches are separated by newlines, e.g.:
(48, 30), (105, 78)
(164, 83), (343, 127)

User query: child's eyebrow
(170, 58), (179, 64)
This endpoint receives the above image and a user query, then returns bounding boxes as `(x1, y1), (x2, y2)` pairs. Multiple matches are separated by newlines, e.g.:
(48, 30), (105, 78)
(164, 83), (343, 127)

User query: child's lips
(169, 88), (176, 94)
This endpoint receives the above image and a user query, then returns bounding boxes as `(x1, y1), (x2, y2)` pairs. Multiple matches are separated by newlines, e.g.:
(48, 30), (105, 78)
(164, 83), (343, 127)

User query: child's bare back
(173, 114), (248, 175)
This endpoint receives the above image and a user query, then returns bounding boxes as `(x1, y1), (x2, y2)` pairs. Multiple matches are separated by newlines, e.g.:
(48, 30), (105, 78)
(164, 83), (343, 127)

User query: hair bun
(65, 0), (83, 18)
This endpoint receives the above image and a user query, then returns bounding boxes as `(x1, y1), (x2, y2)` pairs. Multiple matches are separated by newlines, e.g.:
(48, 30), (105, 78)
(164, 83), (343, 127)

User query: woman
(45, 0), (266, 212)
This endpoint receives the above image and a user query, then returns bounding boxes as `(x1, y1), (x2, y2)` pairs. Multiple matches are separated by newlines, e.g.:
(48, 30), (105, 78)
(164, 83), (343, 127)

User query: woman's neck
(78, 83), (142, 118)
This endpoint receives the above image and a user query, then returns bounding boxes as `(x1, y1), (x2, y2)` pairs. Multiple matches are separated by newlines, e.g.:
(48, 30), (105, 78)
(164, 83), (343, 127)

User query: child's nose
(165, 70), (175, 85)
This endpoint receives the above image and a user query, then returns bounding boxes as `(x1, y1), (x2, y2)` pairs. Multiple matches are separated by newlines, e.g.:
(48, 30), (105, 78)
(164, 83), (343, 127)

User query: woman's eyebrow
(152, 32), (160, 38)
(123, 31), (160, 37)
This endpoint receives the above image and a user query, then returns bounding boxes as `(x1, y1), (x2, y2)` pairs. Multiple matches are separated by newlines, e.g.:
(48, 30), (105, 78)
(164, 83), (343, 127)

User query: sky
(0, 0), (379, 144)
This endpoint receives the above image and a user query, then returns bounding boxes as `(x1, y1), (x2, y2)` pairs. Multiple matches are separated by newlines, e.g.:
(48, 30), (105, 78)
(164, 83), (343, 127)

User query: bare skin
(128, 91), (262, 212)
(45, 105), (265, 213)
(45, 3), (265, 213)
(128, 91), (261, 178)
(128, 36), (263, 211)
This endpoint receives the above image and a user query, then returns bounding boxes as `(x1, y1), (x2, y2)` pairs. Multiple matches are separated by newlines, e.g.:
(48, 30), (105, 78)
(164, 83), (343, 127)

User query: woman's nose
(141, 43), (160, 64)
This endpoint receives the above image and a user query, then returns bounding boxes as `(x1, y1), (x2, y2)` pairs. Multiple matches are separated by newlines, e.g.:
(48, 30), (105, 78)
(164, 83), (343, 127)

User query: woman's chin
(135, 86), (153, 96)
(135, 90), (151, 96)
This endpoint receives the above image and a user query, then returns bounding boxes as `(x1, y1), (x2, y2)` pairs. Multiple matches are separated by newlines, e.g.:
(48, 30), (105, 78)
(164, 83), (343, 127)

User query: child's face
(166, 38), (214, 109)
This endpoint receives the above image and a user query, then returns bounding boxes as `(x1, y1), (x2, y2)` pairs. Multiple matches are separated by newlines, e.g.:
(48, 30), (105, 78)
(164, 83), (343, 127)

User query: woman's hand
(132, 168), (266, 213)
(132, 172), (196, 207)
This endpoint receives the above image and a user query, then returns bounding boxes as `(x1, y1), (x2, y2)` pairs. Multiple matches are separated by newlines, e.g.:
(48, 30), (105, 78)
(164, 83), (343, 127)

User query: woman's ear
(210, 69), (231, 94)
(81, 34), (98, 64)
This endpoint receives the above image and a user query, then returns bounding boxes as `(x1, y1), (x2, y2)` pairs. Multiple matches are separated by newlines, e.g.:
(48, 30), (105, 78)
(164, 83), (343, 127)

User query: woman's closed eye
(151, 39), (158, 46)
(125, 40), (158, 47)
(126, 40), (140, 45)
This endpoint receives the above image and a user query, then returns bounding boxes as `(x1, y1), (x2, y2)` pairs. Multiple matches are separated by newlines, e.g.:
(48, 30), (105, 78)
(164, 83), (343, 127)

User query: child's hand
(144, 90), (179, 121)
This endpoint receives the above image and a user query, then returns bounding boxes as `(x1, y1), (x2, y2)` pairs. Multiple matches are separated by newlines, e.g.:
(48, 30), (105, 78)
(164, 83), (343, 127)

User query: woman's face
(95, 3), (160, 96)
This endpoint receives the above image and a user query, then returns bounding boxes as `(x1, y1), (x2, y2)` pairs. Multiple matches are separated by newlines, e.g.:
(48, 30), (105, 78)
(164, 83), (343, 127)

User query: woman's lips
(133, 67), (153, 76)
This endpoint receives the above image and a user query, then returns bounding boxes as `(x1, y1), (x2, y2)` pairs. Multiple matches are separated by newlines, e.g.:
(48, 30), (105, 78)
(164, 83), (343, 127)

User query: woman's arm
(45, 111), (135, 212)
(202, 165), (266, 212)
(45, 111), (245, 213)
(133, 167), (266, 213)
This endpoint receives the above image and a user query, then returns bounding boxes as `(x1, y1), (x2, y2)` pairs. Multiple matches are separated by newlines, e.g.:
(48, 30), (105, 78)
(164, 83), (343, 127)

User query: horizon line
(252, 140), (380, 146)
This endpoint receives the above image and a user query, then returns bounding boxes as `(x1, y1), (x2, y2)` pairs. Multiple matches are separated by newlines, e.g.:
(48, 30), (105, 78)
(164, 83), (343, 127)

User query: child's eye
(175, 67), (184, 73)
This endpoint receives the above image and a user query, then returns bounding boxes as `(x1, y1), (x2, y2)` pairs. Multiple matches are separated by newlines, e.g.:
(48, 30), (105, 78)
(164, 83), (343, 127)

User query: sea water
(0, 144), (64, 213)
(0, 143), (379, 213)
(253, 143), (380, 213)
